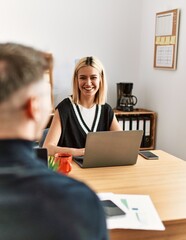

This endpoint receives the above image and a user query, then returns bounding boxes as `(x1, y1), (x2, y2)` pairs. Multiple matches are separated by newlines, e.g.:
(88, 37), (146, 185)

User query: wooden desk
(69, 150), (186, 240)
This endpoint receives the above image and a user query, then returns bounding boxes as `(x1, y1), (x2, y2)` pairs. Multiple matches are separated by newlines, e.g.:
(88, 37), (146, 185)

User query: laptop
(73, 130), (143, 168)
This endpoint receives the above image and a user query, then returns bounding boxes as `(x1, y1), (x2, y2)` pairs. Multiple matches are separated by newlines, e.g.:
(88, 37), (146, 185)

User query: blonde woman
(44, 56), (122, 156)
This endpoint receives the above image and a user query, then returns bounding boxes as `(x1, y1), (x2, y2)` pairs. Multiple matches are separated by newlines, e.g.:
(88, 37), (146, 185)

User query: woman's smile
(78, 66), (100, 98)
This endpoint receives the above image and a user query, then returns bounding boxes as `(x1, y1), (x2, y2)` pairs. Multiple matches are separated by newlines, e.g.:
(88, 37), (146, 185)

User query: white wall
(0, 0), (142, 107)
(138, 0), (186, 160)
(1, 0), (186, 160)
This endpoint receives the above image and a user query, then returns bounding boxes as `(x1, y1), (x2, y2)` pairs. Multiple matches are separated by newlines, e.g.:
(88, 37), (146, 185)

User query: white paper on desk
(98, 193), (165, 231)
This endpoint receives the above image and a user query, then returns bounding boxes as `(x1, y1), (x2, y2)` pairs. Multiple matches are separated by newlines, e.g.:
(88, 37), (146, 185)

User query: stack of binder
(117, 116), (151, 148)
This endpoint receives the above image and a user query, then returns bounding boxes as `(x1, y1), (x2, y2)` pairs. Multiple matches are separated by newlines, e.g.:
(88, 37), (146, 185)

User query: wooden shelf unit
(114, 108), (157, 150)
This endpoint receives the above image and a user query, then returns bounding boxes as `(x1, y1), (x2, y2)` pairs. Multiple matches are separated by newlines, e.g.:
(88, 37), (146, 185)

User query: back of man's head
(0, 43), (50, 103)
(0, 43), (52, 140)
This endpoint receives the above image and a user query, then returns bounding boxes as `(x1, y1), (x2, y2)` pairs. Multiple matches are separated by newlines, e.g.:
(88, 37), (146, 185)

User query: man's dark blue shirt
(0, 139), (108, 240)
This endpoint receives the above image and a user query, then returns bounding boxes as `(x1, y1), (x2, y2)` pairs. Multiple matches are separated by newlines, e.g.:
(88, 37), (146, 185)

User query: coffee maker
(116, 82), (137, 111)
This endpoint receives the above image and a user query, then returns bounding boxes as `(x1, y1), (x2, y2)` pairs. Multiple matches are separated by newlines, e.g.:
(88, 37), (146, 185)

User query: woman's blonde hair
(72, 56), (107, 105)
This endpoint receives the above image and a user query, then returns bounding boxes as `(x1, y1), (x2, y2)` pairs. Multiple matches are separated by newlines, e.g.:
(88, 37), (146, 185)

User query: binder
(118, 117), (124, 130)
(124, 117), (130, 131)
(137, 117), (144, 130)
(137, 117), (144, 147)
(143, 116), (151, 148)
(130, 117), (138, 130)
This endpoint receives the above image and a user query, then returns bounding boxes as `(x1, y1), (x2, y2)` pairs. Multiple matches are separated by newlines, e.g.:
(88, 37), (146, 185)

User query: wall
(138, 0), (186, 160)
(0, 0), (142, 107)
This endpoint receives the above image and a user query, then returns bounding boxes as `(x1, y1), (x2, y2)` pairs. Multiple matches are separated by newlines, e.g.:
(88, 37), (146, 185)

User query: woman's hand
(72, 148), (85, 157)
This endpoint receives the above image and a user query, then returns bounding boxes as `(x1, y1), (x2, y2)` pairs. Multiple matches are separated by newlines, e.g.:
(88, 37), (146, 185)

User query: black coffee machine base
(117, 106), (134, 112)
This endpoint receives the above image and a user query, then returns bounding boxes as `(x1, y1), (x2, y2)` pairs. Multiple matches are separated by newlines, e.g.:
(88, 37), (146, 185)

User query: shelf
(114, 109), (157, 150)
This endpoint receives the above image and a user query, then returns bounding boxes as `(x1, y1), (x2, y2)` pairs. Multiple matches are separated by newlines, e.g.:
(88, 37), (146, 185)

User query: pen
(132, 208), (141, 223)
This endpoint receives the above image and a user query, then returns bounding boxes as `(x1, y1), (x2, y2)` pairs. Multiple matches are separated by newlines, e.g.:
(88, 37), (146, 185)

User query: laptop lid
(74, 130), (143, 168)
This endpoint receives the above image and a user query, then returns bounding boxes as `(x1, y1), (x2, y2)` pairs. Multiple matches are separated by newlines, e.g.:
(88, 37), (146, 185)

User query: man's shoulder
(32, 170), (103, 223)
(45, 171), (90, 192)
(35, 169), (98, 202)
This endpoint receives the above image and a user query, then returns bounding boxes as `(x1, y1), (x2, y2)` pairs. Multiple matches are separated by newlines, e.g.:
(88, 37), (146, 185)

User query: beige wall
(138, 0), (186, 160)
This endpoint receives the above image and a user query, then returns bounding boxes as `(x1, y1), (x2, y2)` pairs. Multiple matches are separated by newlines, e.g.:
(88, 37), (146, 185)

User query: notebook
(73, 130), (143, 168)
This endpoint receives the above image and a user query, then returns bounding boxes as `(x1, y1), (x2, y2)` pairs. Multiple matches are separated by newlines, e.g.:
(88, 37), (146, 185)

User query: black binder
(143, 116), (151, 148)
(137, 116), (145, 147)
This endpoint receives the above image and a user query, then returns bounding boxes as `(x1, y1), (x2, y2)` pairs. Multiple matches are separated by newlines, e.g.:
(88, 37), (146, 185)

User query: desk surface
(69, 150), (186, 240)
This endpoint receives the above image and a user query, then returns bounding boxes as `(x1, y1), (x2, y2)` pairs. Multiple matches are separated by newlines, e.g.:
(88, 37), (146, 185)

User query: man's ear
(25, 96), (40, 122)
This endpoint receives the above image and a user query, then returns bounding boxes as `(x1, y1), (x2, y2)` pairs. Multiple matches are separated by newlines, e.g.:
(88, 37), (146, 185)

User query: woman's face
(77, 66), (100, 99)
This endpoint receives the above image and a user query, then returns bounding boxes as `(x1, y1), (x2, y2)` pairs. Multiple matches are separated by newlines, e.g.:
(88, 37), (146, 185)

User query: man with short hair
(0, 43), (108, 240)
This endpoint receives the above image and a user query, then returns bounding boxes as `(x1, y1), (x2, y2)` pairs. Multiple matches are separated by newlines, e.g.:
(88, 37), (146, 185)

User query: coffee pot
(116, 82), (137, 111)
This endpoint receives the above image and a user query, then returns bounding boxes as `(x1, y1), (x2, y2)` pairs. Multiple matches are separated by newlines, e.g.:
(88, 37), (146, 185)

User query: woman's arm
(43, 110), (85, 156)
(109, 115), (122, 131)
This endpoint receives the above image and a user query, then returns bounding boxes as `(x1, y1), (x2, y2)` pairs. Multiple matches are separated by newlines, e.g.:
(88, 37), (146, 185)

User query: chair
(39, 128), (49, 147)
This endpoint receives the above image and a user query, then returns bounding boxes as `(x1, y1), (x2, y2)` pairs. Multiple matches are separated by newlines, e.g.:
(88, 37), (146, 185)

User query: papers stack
(98, 193), (165, 231)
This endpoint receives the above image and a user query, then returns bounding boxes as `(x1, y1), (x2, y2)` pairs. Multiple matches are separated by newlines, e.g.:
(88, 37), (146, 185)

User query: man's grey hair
(0, 42), (52, 103)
